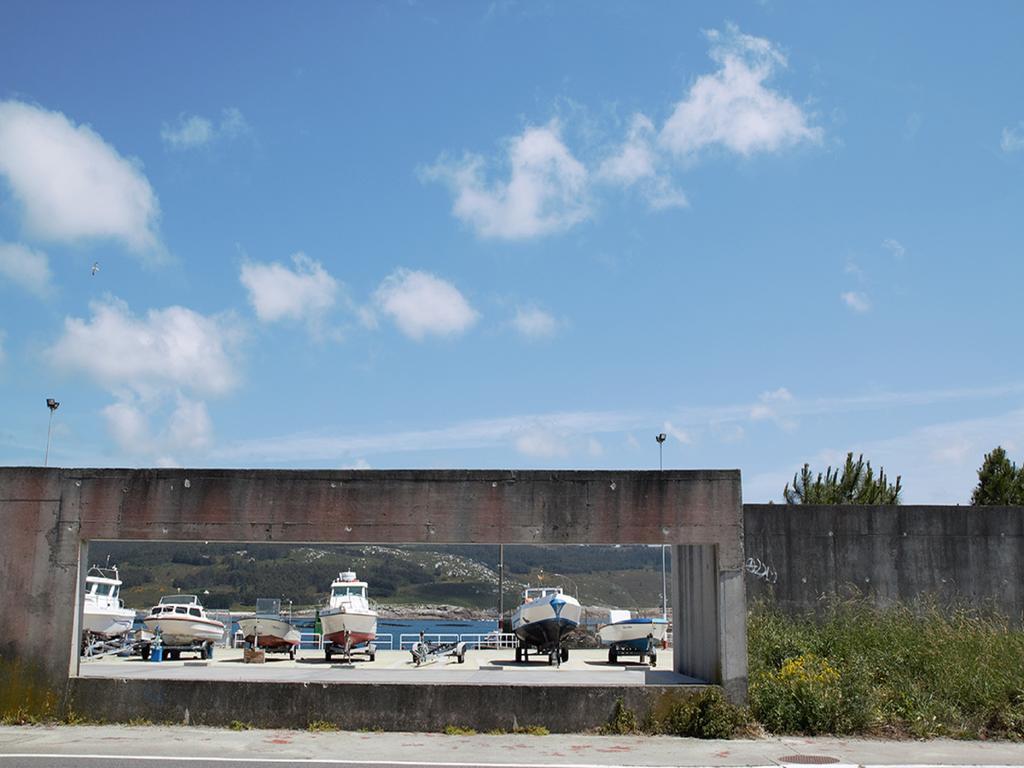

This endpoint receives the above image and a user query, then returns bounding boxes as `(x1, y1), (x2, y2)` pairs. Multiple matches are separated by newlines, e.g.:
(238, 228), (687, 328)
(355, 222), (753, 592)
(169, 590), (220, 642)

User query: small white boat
(511, 586), (581, 665)
(238, 598), (301, 658)
(82, 566), (136, 639)
(598, 610), (668, 665)
(142, 595), (225, 652)
(320, 571), (378, 660)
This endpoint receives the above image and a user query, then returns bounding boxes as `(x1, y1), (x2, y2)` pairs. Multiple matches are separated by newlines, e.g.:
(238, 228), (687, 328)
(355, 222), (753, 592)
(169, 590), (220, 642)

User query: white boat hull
(238, 617), (301, 648)
(598, 619), (668, 646)
(82, 604), (136, 638)
(143, 615), (225, 646)
(321, 608), (377, 646)
(511, 594), (581, 650)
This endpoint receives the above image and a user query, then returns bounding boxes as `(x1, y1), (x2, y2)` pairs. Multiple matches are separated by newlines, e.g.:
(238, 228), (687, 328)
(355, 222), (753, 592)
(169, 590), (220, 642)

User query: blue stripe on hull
(610, 637), (656, 651)
(514, 617), (577, 650)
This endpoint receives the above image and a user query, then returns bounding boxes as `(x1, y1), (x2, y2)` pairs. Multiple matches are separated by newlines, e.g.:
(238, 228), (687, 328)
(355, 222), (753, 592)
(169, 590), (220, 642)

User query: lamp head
(46, 398), (59, 412)
(656, 433), (666, 444)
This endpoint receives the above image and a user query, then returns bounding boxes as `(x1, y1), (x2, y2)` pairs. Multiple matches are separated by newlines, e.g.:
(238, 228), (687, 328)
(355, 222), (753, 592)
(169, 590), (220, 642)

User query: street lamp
(44, 398), (60, 467)
(655, 432), (668, 620)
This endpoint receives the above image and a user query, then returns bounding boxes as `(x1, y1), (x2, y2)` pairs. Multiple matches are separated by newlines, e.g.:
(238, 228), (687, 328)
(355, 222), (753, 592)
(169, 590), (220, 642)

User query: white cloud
(0, 100), (161, 253)
(882, 238), (906, 259)
(161, 107), (251, 150)
(587, 437), (604, 457)
(660, 24), (821, 158)
(515, 428), (571, 458)
(373, 268), (478, 340)
(46, 296), (242, 465)
(662, 420), (692, 445)
(240, 252), (338, 327)
(213, 381), (1024, 467)
(512, 305), (558, 339)
(840, 290), (871, 313)
(47, 297), (241, 398)
(749, 387), (797, 430)
(423, 122), (589, 239)
(102, 394), (213, 458)
(599, 114), (659, 185)
(0, 241), (52, 298)
(1001, 122), (1024, 153)
(599, 114), (688, 210)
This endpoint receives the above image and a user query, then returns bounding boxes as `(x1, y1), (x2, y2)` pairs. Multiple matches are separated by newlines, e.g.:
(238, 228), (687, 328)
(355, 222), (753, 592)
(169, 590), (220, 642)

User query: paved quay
(78, 648), (696, 686)
(3, 725), (1024, 767)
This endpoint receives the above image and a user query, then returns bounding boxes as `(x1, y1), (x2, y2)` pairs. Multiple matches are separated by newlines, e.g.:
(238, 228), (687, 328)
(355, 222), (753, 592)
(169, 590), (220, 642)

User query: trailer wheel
(515, 647), (522, 663)
(141, 645), (151, 661)
(650, 652), (657, 668)
(325, 649), (332, 663)
(457, 653), (465, 664)
(560, 647), (569, 663)
(289, 647), (296, 660)
(608, 648), (617, 664)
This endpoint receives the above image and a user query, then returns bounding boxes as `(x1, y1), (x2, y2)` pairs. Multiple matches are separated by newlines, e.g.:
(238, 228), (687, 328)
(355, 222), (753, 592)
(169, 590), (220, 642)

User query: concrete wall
(744, 504), (1024, 620)
(68, 679), (705, 733)
(0, 467), (747, 724)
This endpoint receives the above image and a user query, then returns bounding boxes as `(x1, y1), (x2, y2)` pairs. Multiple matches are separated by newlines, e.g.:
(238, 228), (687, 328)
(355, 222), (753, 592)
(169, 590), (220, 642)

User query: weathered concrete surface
(0, 467), (746, 725)
(744, 504), (1024, 621)
(67, 678), (702, 733)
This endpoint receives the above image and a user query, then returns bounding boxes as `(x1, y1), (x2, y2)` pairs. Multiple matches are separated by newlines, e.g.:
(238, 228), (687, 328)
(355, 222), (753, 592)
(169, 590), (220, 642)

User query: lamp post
(551, 594), (566, 668)
(656, 432), (668, 620)
(44, 398), (60, 467)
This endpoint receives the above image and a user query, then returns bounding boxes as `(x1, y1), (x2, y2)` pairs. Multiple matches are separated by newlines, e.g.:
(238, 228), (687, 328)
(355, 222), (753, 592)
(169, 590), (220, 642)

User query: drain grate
(778, 756), (841, 765)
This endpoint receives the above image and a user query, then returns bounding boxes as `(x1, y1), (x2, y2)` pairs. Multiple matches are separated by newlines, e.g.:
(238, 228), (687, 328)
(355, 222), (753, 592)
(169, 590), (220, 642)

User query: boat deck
(78, 648), (698, 686)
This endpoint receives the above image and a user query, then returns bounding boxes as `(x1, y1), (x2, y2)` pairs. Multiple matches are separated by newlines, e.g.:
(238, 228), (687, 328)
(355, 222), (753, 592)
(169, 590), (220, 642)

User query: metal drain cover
(778, 756), (841, 765)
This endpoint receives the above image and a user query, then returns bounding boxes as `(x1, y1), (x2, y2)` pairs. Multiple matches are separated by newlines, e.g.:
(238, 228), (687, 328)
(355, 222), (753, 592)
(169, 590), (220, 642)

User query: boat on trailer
(141, 594), (225, 660)
(598, 609), (668, 666)
(510, 586), (581, 666)
(238, 598), (301, 659)
(320, 571), (378, 662)
(81, 565), (136, 641)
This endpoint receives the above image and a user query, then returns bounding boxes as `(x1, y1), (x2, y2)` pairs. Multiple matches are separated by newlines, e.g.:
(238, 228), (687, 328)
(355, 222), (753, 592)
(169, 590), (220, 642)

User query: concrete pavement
(3, 725), (1024, 767)
(78, 649), (697, 686)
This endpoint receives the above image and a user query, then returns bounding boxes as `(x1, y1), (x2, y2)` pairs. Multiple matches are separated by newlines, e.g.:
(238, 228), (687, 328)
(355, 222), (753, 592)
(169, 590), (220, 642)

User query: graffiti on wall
(744, 556), (778, 584)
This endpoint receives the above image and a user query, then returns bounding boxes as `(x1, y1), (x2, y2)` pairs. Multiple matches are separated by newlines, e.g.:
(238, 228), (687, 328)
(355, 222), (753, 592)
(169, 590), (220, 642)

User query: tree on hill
(784, 452), (902, 504)
(971, 446), (1024, 505)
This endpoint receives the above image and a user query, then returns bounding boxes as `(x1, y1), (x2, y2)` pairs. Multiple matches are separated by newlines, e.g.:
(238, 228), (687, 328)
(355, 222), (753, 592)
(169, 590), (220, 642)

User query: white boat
(511, 586), (581, 664)
(142, 594), (225, 651)
(598, 609), (668, 664)
(238, 598), (301, 658)
(320, 571), (377, 659)
(81, 566), (136, 639)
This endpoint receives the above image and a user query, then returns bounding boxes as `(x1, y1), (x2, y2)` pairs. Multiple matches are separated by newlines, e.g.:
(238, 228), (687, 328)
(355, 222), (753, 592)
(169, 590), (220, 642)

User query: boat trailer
(410, 638), (467, 666)
(80, 632), (139, 659)
(324, 633), (376, 663)
(607, 634), (659, 667)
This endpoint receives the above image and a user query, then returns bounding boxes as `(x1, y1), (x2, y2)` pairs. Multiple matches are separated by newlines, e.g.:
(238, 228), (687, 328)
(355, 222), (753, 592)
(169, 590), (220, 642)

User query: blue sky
(1, 2), (1023, 503)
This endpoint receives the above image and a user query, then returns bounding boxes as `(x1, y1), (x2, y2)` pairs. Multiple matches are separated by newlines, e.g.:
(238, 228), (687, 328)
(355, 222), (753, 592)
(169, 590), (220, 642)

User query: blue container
(150, 645), (163, 662)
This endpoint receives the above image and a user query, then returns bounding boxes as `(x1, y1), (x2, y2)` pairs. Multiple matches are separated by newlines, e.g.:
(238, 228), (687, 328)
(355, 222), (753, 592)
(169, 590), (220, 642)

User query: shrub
(601, 698), (639, 735)
(649, 688), (746, 739)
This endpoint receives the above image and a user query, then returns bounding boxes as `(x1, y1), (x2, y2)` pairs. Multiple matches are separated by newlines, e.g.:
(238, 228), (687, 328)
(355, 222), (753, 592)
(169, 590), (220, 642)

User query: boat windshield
(331, 586), (366, 599)
(90, 583), (113, 596)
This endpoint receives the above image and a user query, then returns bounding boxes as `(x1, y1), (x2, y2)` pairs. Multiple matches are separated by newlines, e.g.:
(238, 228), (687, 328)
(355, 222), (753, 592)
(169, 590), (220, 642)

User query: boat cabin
(148, 594), (207, 618)
(328, 571), (369, 609)
(84, 566), (126, 609)
(522, 586), (564, 602)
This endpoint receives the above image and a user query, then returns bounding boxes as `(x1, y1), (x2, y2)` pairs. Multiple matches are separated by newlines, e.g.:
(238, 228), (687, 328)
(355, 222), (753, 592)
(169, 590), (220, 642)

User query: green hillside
(89, 542), (670, 613)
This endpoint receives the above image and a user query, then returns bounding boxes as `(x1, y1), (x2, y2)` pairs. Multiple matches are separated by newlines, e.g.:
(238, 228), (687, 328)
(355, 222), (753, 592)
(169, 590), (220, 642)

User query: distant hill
(89, 542), (670, 614)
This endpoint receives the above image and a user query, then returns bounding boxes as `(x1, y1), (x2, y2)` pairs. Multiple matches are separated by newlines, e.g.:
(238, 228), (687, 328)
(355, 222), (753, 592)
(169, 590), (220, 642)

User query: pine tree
(971, 446), (1023, 505)
(784, 452), (902, 504)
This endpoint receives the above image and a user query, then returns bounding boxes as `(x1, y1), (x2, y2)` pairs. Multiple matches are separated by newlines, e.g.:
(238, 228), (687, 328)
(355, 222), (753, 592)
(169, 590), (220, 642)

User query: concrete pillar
(672, 544), (748, 703)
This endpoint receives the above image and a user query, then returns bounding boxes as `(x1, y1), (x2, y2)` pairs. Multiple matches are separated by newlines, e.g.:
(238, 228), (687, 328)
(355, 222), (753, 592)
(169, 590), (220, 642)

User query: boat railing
(458, 632), (517, 649)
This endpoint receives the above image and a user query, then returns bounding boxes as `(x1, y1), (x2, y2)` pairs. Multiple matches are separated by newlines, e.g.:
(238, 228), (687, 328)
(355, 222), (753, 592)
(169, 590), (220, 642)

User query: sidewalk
(2, 725), (1024, 766)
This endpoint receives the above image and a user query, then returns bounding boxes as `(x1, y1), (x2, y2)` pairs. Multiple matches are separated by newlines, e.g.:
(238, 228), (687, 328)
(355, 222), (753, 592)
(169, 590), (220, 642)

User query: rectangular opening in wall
(75, 540), (683, 683)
